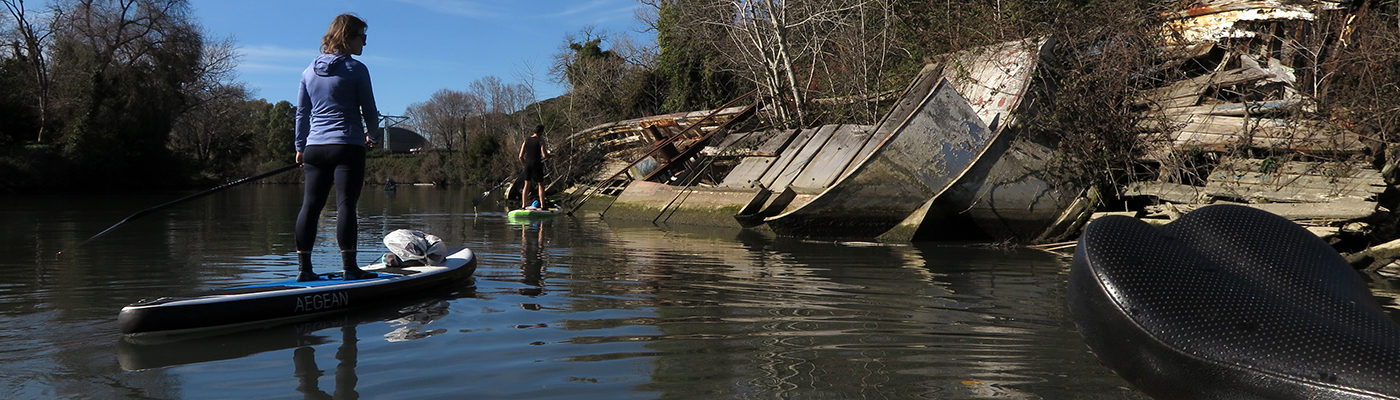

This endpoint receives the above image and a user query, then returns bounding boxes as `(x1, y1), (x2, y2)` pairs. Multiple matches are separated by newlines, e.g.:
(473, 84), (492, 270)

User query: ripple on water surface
(0, 187), (1149, 399)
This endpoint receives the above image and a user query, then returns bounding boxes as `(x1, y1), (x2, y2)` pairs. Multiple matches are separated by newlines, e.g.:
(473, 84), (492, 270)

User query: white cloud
(234, 45), (318, 77)
(545, 0), (628, 19)
(239, 62), (305, 74)
(240, 44), (319, 60)
(541, 0), (644, 34)
(389, 0), (502, 18)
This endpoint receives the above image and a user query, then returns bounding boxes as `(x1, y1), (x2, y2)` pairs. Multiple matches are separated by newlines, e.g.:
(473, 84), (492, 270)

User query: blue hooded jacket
(295, 53), (381, 152)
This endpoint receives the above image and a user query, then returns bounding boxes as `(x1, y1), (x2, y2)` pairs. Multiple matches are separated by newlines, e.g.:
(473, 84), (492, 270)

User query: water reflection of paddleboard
(117, 292), (462, 370)
(118, 248), (477, 336)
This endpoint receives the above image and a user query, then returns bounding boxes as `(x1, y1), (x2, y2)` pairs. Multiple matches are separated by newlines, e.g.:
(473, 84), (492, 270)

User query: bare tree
(819, 0), (895, 123)
(2, 0), (51, 142)
(551, 26), (646, 128)
(406, 88), (479, 152)
(656, 0), (891, 127)
(511, 59), (545, 129)
(169, 84), (255, 172)
(168, 36), (253, 174)
(46, 0), (206, 168)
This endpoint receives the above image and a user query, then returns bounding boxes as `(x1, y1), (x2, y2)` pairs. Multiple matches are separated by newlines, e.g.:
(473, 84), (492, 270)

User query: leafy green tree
(463, 132), (502, 183)
(45, 0), (205, 188)
(562, 35), (630, 123)
(0, 56), (41, 146)
(648, 0), (746, 113)
(259, 100), (296, 164)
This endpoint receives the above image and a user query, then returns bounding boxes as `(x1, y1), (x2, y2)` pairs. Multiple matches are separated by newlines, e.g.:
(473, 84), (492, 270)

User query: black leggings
(295, 144), (366, 252)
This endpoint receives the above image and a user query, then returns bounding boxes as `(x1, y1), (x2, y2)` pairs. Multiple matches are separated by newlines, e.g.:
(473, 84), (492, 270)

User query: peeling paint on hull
(764, 79), (994, 238)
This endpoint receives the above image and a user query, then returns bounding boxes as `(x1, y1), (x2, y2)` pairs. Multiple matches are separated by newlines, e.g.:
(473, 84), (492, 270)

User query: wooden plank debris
(1204, 158), (1385, 203)
(719, 129), (798, 188)
(1155, 99), (1308, 118)
(1143, 200), (1375, 222)
(1125, 158), (1381, 225)
(768, 125), (838, 190)
(1136, 66), (1275, 109)
(790, 125), (877, 190)
(1126, 181), (1208, 204)
(1140, 113), (1366, 155)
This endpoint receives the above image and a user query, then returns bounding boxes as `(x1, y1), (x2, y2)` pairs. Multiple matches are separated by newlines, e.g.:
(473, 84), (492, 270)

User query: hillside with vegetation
(2, 0), (1398, 197)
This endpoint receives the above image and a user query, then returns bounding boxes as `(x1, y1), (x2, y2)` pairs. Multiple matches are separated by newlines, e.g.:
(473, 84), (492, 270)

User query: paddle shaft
(57, 163), (302, 255)
(472, 170), (527, 206)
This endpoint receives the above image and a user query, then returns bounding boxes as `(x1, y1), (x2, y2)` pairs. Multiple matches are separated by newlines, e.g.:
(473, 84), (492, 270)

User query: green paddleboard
(508, 208), (560, 218)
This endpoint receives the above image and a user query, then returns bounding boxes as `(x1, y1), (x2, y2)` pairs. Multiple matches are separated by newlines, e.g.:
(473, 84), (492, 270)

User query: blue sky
(189, 0), (651, 116)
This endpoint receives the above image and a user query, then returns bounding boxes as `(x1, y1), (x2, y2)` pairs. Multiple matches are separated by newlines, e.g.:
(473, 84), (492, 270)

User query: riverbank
(0, 145), (513, 194)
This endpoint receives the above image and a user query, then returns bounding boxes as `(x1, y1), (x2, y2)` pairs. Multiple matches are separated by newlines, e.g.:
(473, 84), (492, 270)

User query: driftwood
(1346, 238), (1400, 272)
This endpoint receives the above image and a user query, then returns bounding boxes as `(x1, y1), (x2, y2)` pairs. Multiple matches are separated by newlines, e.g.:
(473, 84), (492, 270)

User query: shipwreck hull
(764, 79), (994, 238)
(917, 132), (1083, 242)
(877, 37), (1082, 242)
(584, 38), (1086, 242)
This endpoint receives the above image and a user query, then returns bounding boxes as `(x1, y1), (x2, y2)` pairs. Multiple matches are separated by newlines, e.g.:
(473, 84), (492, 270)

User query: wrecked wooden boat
(1118, 0), (1380, 235)
(749, 38), (1081, 240)
(760, 77), (995, 238)
(601, 123), (882, 227)
(882, 38), (1089, 242)
(567, 93), (766, 225)
(567, 101), (760, 186)
(574, 38), (1091, 242)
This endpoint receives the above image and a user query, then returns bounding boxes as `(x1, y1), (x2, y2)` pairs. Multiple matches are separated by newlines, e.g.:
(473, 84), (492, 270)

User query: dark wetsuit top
(522, 136), (544, 181)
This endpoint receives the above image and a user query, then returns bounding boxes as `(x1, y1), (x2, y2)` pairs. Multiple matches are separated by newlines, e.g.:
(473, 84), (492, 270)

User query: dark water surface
(1, 185), (1392, 399)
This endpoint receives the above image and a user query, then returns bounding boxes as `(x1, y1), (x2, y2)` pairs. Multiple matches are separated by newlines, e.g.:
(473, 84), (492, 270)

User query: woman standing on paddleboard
(293, 13), (381, 281)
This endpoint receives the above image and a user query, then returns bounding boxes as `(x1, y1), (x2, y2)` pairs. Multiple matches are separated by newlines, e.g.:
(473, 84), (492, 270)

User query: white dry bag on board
(383, 229), (446, 266)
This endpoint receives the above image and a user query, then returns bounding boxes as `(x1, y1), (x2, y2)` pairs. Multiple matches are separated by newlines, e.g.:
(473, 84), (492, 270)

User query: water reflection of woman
(293, 326), (359, 399)
(519, 223), (545, 297)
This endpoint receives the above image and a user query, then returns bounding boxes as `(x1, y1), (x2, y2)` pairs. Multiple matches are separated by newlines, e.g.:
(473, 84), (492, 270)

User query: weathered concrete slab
(908, 133), (1084, 242)
(879, 39), (1072, 242)
(837, 63), (947, 183)
(606, 180), (757, 227)
(943, 38), (1051, 128)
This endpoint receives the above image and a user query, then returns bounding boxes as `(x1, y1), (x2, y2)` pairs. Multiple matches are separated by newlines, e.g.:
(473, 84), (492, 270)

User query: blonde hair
(320, 14), (367, 54)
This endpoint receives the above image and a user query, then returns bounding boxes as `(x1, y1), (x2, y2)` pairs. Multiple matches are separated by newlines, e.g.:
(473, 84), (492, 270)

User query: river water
(1, 185), (1395, 399)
